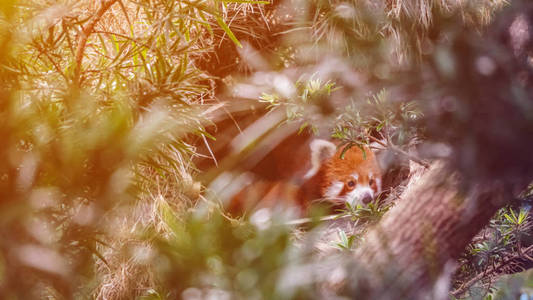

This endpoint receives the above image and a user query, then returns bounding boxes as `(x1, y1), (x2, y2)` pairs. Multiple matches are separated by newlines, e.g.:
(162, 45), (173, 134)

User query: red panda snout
(361, 193), (373, 205)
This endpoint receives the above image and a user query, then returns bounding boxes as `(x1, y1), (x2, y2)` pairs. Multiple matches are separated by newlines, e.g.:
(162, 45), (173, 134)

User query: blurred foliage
(280, 0), (507, 72)
(342, 200), (393, 226)
(140, 194), (395, 298)
(258, 75), (337, 133)
(0, 0), (259, 298)
(332, 89), (423, 168)
(146, 200), (302, 299)
(1, 0), (531, 299)
(416, 1), (533, 185)
(333, 201), (393, 251)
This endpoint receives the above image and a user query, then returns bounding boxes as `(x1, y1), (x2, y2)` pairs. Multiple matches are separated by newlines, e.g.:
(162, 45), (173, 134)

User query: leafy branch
(74, 0), (119, 87)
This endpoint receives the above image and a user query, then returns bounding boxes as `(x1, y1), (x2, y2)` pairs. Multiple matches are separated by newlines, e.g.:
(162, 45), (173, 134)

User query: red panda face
(305, 139), (382, 207)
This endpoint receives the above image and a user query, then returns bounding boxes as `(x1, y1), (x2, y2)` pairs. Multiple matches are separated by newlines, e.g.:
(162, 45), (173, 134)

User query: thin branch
(34, 45), (69, 83)
(452, 244), (533, 297)
(368, 135), (430, 168)
(73, 0), (119, 87)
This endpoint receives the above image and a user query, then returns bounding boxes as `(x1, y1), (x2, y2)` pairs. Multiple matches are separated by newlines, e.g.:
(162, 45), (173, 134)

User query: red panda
(227, 139), (382, 216)
(297, 139), (382, 209)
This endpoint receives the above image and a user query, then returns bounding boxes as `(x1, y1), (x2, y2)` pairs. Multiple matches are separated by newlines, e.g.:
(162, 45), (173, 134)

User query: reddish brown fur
(228, 181), (299, 214)
(229, 142), (382, 216)
(321, 145), (382, 198)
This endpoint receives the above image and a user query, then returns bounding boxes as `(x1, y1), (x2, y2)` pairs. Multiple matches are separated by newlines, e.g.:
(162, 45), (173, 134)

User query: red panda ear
(310, 139), (336, 162)
(304, 139), (336, 179)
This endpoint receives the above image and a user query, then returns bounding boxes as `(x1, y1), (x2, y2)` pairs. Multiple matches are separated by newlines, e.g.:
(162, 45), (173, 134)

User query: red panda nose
(362, 194), (373, 205)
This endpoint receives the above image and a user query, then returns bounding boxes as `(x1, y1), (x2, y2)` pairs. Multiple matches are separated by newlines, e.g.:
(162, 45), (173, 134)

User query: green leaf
(111, 34), (120, 54)
(518, 209), (528, 224)
(159, 198), (183, 236)
(339, 229), (348, 245)
(340, 142), (355, 159)
(298, 122), (309, 134)
(503, 213), (515, 224)
(139, 289), (164, 300)
(215, 17), (242, 48)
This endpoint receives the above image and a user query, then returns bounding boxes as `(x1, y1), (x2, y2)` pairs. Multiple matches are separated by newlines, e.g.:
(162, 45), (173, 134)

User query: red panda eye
(369, 179), (375, 186)
(347, 180), (356, 188)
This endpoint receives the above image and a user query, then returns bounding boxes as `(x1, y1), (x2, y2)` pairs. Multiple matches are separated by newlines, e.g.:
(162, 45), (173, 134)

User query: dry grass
(92, 142), (204, 297)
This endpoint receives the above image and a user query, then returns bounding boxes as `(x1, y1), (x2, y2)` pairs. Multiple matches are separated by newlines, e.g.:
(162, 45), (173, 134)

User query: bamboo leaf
(215, 17), (242, 48)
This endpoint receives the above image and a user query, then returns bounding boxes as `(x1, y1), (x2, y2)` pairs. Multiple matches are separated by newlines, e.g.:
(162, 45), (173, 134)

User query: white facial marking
(324, 180), (344, 198)
(345, 185), (374, 207)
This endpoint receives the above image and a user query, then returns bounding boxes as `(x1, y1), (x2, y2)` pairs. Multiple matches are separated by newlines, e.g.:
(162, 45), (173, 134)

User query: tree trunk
(349, 161), (512, 299)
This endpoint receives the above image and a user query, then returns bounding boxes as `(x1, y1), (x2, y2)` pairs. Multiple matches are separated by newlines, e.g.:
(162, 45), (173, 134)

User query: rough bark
(349, 161), (513, 299)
